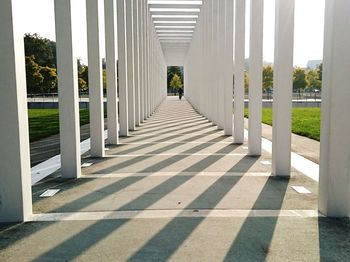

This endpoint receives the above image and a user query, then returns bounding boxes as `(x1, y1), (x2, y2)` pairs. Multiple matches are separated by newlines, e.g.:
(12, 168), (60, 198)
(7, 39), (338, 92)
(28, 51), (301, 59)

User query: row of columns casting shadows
(32, 154), (260, 260)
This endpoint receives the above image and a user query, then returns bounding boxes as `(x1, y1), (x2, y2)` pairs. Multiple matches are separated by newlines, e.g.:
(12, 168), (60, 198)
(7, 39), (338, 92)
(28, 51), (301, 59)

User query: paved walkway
(1, 97), (349, 261)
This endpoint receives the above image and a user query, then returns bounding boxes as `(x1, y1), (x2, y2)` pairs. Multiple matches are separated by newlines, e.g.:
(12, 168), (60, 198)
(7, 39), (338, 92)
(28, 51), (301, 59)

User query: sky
(19, 0), (325, 67)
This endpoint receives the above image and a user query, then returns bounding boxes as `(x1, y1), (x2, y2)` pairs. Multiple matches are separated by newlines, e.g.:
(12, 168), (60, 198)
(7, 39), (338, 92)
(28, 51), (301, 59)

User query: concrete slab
(0, 97), (348, 261)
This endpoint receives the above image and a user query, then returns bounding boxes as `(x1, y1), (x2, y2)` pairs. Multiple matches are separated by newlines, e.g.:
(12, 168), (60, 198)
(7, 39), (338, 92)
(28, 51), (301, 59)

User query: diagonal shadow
(121, 126), (221, 145)
(139, 116), (206, 129)
(222, 176), (289, 261)
(136, 118), (208, 133)
(95, 134), (228, 174)
(318, 217), (350, 261)
(127, 156), (259, 261)
(31, 145), (243, 261)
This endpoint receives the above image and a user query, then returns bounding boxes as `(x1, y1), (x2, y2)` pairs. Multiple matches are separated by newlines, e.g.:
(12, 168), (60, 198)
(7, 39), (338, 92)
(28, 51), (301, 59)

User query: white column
(117, 0), (129, 136)
(271, 0), (295, 176)
(133, 0), (140, 126)
(0, 0), (32, 222)
(86, 0), (105, 157)
(224, 0), (234, 136)
(212, 0), (220, 127)
(126, 0), (135, 131)
(139, 0), (145, 123)
(143, 0), (148, 120)
(105, 0), (119, 145)
(319, 0), (350, 217)
(248, 0), (263, 155)
(55, 0), (81, 178)
(233, 0), (246, 144)
(217, 0), (226, 130)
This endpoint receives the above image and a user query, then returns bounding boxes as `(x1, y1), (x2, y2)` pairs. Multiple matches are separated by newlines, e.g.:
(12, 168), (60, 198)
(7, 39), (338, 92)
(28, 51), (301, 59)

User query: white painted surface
(126, 0), (136, 131)
(86, 0), (105, 157)
(31, 130), (108, 185)
(318, 0), (350, 217)
(117, 0), (129, 136)
(0, 0), (32, 222)
(291, 186), (311, 194)
(233, 0), (246, 144)
(271, 0), (295, 176)
(248, 0), (263, 156)
(105, 0), (119, 145)
(244, 129), (320, 182)
(40, 189), (60, 198)
(55, 0), (81, 179)
(30, 209), (321, 222)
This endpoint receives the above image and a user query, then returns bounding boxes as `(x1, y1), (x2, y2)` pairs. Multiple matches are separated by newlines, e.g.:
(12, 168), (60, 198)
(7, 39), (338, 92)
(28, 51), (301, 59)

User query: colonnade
(1, 0), (350, 223)
(185, 0), (350, 217)
(0, 0), (166, 222)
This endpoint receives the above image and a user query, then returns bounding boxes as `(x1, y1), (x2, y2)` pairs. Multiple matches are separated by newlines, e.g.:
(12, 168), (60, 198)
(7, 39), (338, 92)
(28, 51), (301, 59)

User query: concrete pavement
(1, 97), (349, 261)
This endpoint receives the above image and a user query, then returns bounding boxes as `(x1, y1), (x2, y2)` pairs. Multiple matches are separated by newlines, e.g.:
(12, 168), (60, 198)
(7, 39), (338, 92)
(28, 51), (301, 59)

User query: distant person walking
(178, 88), (183, 100)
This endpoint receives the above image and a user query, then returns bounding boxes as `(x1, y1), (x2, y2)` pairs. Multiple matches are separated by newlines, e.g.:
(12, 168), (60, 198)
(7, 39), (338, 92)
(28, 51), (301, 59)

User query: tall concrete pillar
(133, 0), (140, 126)
(319, 0), (350, 217)
(105, 0), (119, 145)
(55, 0), (81, 178)
(138, 0), (144, 123)
(87, 0), (105, 157)
(117, 0), (129, 136)
(143, 0), (148, 121)
(0, 0), (32, 222)
(224, 0), (234, 136)
(233, 0), (246, 144)
(126, 0), (136, 131)
(272, 0), (295, 176)
(217, 0), (226, 130)
(248, 0), (263, 156)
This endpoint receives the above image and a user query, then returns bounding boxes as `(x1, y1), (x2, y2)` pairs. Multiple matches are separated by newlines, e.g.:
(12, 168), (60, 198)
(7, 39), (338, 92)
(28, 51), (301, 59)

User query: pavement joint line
(119, 142), (234, 144)
(29, 209), (322, 221)
(103, 153), (247, 157)
(131, 133), (225, 137)
(80, 172), (277, 178)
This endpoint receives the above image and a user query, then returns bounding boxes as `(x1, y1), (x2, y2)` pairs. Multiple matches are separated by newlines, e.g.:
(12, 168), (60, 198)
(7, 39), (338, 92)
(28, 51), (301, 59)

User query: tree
(167, 66), (183, 92)
(103, 69), (107, 91)
(25, 55), (44, 94)
(293, 67), (307, 93)
(39, 66), (57, 93)
(306, 69), (321, 90)
(316, 63), (323, 82)
(170, 74), (183, 90)
(262, 65), (274, 91)
(244, 71), (249, 93)
(24, 34), (56, 67)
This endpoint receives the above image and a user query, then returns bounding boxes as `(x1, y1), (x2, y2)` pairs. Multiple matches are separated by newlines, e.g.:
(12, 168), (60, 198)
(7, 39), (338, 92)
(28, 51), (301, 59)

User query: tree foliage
(39, 66), (57, 93)
(25, 55), (44, 93)
(167, 66), (183, 92)
(262, 66), (274, 91)
(170, 74), (183, 90)
(293, 67), (307, 93)
(306, 69), (321, 90)
(24, 33), (56, 67)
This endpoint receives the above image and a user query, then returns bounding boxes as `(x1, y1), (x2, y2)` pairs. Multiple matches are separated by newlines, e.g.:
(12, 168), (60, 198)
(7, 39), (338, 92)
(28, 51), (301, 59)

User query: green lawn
(244, 107), (321, 141)
(28, 109), (90, 142)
